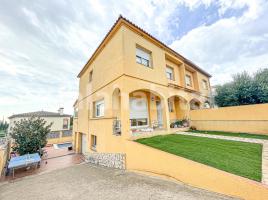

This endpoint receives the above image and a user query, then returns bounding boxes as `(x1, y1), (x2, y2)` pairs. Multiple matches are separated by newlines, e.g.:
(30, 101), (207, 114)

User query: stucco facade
(8, 109), (72, 144)
(73, 16), (212, 154)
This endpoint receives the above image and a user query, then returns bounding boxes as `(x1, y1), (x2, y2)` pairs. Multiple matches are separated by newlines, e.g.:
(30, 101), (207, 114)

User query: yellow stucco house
(9, 108), (72, 145)
(73, 16), (211, 154)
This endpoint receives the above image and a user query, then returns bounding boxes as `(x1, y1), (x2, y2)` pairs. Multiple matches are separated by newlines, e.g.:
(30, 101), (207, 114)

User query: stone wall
(85, 153), (125, 169)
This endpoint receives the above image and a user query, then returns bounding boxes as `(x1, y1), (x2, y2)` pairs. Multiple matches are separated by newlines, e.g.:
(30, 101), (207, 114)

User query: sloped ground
(0, 163), (237, 200)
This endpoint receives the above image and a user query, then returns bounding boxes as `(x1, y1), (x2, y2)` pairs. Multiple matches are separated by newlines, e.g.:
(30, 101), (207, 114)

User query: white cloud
(170, 0), (268, 85)
(0, 0), (267, 119)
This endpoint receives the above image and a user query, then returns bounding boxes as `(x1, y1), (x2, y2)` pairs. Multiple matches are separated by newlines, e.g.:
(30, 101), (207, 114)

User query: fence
(190, 103), (268, 134)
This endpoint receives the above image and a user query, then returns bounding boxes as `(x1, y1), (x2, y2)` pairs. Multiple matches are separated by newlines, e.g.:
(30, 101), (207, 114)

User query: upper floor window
(185, 75), (192, 87)
(94, 99), (104, 117)
(63, 118), (69, 129)
(166, 66), (174, 80)
(202, 79), (208, 90)
(136, 46), (151, 68)
(89, 70), (93, 82)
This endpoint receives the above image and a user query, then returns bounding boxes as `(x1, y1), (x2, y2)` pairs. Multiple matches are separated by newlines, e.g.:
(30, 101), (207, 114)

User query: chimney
(58, 107), (64, 115)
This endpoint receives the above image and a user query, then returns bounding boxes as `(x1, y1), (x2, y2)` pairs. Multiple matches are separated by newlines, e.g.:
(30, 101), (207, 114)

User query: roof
(8, 111), (71, 119)
(78, 15), (211, 78)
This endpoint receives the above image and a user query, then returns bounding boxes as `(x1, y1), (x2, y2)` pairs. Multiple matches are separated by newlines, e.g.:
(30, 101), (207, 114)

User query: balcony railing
(113, 119), (121, 135)
(62, 130), (72, 137)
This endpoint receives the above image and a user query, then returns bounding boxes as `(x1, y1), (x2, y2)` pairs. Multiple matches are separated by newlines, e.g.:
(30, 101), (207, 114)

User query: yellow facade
(190, 103), (268, 134)
(72, 16), (268, 199)
(73, 16), (211, 154)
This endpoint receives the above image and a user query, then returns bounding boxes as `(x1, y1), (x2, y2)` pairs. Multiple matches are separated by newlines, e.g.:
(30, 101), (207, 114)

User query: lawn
(187, 130), (268, 140)
(136, 134), (262, 182)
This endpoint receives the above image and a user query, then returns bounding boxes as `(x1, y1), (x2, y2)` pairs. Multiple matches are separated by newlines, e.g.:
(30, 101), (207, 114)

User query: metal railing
(62, 130), (72, 137)
(113, 119), (121, 135)
(47, 131), (60, 139)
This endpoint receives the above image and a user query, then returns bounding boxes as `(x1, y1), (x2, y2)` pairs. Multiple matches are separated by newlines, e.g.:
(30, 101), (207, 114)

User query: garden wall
(125, 140), (268, 200)
(190, 103), (268, 134)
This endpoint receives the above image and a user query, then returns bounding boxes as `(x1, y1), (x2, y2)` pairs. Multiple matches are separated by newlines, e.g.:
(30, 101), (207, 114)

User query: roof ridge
(77, 15), (211, 77)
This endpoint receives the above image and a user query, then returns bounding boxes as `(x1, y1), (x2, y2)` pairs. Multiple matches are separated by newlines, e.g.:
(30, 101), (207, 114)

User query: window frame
(202, 79), (208, 90)
(89, 70), (93, 82)
(94, 99), (104, 118)
(91, 135), (97, 149)
(136, 45), (152, 68)
(62, 118), (69, 129)
(166, 66), (174, 80)
(185, 74), (192, 87)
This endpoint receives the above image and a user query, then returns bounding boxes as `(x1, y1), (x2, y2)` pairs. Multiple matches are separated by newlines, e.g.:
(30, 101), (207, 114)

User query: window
(63, 118), (69, 129)
(185, 75), (192, 87)
(166, 66), (174, 80)
(168, 100), (174, 112)
(89, 70), (93, 82)
(130, 118), (148, 127)
(130, 97), (149, 128)
(136, 46), (151, 67)
(94, 99), (104, 117)
(91, 135), (97, 149)
(202, 80), (208, 90)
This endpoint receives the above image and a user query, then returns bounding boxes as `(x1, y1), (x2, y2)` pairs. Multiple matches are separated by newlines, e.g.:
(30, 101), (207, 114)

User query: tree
(10, 116), (52, 155)
(215, 68), (268, 107)
(254, 68), (268, 103)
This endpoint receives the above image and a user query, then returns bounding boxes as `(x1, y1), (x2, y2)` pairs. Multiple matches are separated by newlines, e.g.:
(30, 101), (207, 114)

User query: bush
(10, 116), (52, 155)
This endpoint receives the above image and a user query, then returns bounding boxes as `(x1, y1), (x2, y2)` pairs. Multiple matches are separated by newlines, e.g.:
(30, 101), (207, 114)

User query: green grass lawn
(136, 134), (262, 182)
(187, 130), (268, 140)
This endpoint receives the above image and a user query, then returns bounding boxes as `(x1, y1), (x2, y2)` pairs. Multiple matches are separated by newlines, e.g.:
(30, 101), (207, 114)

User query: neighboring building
(73, 16), (212, 154)
(8, 108), (72, 144)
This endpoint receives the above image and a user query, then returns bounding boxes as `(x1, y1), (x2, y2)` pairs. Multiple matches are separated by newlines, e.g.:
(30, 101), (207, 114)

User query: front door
(156, 101), (163, 126)
(81, 134), (87, 154)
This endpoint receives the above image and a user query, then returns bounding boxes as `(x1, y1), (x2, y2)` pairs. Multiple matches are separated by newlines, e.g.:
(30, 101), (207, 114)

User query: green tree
(254, 68), (268, 103)
(10, 116), (52, 155)
(215, 68), (268, 107)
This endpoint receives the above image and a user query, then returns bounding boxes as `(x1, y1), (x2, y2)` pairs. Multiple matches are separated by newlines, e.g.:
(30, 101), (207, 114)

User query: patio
(0, 164), (236, 200)
(0, 146), (83, 182)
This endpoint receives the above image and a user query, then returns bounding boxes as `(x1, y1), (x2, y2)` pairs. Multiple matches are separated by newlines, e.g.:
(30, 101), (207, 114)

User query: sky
(0, 0), (268, 119)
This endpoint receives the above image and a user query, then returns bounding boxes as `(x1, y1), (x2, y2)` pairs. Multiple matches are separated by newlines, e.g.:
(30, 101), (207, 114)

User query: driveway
(0, 164), (237, 200)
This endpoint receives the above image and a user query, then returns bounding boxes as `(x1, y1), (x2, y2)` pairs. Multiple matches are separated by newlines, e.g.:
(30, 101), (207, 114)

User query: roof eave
(77, 15), (212, 78)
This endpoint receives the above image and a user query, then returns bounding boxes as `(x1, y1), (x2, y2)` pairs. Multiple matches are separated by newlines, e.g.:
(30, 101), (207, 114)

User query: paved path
(177, 131), (268, 185)
(0, 164), (237, 200)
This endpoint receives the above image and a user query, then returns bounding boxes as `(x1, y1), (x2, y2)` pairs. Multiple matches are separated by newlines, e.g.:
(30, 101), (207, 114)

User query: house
(8, 108), (72, 145)
(73, 16), (211, 154)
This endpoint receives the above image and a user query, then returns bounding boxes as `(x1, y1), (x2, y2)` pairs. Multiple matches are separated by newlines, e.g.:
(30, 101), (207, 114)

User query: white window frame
(129, 97), (149, 128)
(136, 46), (152, 68)
(166, 66), (174, 80)
(95, 99), (104, 117)
(186, 75), (192, 87)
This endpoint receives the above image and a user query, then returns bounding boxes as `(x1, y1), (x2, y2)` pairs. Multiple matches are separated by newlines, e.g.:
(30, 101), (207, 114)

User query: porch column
(163, 97), (171, 132)
(120, 91), (130, 139)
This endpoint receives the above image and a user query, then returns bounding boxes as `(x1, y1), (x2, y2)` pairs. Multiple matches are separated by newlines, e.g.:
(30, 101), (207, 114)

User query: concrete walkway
(177, 131), (268, 185)
(0, 164), (237, 200)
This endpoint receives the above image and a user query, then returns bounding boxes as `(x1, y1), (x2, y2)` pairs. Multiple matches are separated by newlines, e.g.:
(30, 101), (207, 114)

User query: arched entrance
(128, 89), (166, 131)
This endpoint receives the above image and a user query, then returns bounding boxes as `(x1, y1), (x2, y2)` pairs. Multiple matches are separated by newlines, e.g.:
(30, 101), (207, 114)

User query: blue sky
(0, 0), (268, 119)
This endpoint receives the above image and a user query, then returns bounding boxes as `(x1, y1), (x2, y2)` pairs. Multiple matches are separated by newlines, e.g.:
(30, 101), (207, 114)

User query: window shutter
(129, 98), (148, 119)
